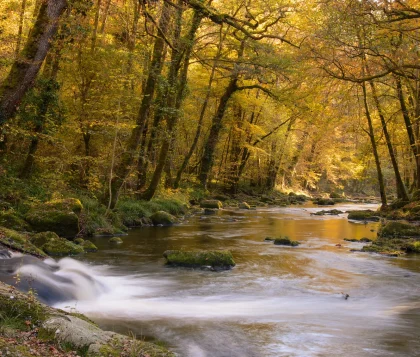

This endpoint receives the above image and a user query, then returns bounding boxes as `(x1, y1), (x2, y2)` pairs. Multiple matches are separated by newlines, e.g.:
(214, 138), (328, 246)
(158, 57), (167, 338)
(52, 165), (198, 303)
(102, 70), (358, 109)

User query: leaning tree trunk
(0, 0), (67, 125)
(368, 80), (409, 202)
(107, 1), (171, 208)
(362, 81), (387, 208)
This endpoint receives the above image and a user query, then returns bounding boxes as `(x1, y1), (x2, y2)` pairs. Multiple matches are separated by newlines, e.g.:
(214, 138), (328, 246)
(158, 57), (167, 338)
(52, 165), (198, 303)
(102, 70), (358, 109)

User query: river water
(48, 204), (420, 356)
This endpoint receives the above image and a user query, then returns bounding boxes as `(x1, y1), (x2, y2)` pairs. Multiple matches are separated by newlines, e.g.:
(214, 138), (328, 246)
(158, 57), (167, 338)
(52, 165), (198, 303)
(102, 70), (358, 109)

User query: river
(47, 203), (419, 357)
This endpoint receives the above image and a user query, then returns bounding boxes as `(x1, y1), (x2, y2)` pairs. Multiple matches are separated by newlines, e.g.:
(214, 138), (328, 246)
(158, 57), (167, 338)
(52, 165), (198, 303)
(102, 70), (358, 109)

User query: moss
(74, 238), (85, 244)
(45, 198), (83, 214)
(313, 198), (335, 206)
(0, 227), (47, 257)
(406, 241), (420, 253)
(108, 237), (123, 244)
(0, 210), (30, 231)
(329, 192), (342, 199)
(378, 221), (420, 238)
(200, 200), (223, 209)
(81, 239), (98, 252)
(30, 231), (59, 248)
(42, 237), (84, 256)
(150, 211), (177, 226)
(25, 208), (79, 238)
(313, 209), (343, 216)
(238, 202), (251, 209)
(273, 236), (300, 246)
(163, 250), (235, 269)
(347, 210), (380, 221)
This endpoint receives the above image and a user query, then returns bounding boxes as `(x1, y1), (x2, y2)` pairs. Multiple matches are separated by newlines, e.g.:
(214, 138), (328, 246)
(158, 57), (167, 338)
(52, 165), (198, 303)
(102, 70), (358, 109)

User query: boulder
(25, 198), (82, 237)
(42, 237), (84, 256)
(204, 208), (217, 215)
(0, 227), (46, 257)
(312, 209), (343, 216)
(378, 221), (420, 238)
(150, 211), (177, 226)
(81, 239), (98, 252)
(74, 237), (85, 244)
(238, 202), (251, 210)
(273, 237), (300, 246)
(200, 200), (223, 209)
(163, 250), (235, 270)
(30, 231), (59, 248)
(109, 237), (123, 244)
(313, 198), (335, 206)
(347, 210), (380, 221)
(0, 211), (30, 231)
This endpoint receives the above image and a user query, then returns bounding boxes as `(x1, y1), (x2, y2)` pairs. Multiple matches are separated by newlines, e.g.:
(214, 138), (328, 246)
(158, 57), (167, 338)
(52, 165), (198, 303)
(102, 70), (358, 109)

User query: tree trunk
(0, 0), (67, 125)
(362, 81), (387, 208)
(108, 1), (171, 208)
(15, 0), (28, 57)
(368, 80), (408, 201)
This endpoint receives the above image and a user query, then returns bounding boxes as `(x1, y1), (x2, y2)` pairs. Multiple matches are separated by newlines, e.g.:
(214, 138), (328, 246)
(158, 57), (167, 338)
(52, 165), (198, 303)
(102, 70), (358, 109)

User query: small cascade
(0, 250), (108, 304)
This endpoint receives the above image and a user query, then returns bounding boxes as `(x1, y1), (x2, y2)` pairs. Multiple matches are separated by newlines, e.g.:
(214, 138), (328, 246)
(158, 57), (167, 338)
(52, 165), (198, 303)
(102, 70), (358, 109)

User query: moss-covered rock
(150, 211), (177, 226)
(200, 200), (223, 209)
(313, 198), (335, 206)
(0, 211), (30, 231)
(238, 202), (251, 209)
(329, 192), (342, 199)
(42, 237), (84, 256)
(81, 239), (98, 252)
(74, 237), (85, 244)
(45, 198), (83, 214)
(347, 210), (380, 221)
(0, 227), (47, 257)
(163, 250), (235, 270)
(29, 231), (59, 248)
(25, 204), (80, 238)
(108, 237), (123, 244)
(273, 237), (300, 246)
(406, 241), (420, 253)
(312, 209), (343, 216)
(378, 221), (420, 238)
(344, 237), (372, 243)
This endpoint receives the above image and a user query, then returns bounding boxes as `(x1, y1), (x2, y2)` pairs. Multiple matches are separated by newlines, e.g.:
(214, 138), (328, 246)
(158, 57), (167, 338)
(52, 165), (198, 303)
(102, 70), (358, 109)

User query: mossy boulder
(0, 227), (46, 257)
(273, 236), (300, 246)
(329, 192), (342, 199)
(347, 210), (380, 221)
(200, 200), (223, 209)
(30, 231), (59, 248)
(406, 241), (420, 253)
(150, 211), (177, 226)
(81, 239), (98, 252)
(41, 237), (84, 256)
(45, 198), (83, 213)
(313, 209), (343, 216)
(25, 199), (81, 238)
(74, 238), (85, 244)
(0, 211), (30, 231)
(313, 198), (335, 206)
(163, 250), (235, 270)
(238, 202), (251, 210)
(109, 237), (123, 244)
(378, 221), (420, 238)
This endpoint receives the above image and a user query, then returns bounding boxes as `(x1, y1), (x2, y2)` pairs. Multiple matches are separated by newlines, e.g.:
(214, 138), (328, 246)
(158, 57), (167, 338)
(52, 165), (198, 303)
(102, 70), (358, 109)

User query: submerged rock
(150, 211), (177, 226)
(163, 250), (235, 270)
(109, 237), (123, 244)
(81, 239), (98, 252)
(312, 209), (343, 216)
(344, 237), (372, 243)
(271, 236), (300, 246)
(200, 200), (223, 209)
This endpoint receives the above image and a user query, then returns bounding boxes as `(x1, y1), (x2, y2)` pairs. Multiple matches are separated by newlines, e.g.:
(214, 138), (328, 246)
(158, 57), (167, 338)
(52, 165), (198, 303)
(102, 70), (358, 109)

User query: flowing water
(3, 203), (420, 356)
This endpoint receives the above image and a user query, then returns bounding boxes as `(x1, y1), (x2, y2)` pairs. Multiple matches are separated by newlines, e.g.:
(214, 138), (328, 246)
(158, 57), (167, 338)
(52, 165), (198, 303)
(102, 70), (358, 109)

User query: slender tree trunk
(100, 0), (112, 34)
(91, 0), (102, 52)
(0, 0), (67, 125)
(362, 82), (387, 208)
(368, 80), (409, 201)
(15, 0), (28, 57)
(108, 1), (171, 208)
(139, 5), (204, 199)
